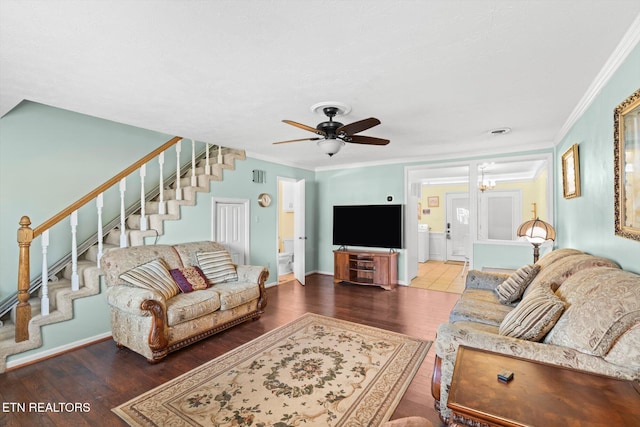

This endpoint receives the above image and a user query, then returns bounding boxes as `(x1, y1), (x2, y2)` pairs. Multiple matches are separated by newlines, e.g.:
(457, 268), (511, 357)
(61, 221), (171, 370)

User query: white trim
(247, 141), (554, 173)
(555, 13), (640, 145)
(245, 150), (316, 171)
(6, 331), (112, 370)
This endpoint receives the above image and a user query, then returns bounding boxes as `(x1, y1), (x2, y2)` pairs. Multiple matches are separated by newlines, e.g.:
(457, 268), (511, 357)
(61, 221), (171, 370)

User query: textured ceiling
(1, 1), (639, 170)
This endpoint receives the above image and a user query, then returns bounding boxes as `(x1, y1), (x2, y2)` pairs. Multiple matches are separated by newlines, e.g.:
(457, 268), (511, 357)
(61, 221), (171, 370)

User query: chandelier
(478, 165), (496, 192)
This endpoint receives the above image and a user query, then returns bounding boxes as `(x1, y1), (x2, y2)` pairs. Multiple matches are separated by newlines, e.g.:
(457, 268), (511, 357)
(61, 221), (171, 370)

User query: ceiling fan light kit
(317, 139), (345, 157)
(275, 102), (390, 157)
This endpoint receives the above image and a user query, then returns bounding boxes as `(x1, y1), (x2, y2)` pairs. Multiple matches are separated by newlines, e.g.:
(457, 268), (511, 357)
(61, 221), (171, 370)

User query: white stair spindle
(218, 145), (223, 164)
(158, 152), (166, 215)
(139, 164), (148, 231)
(175, 140), (182, 201)
(119, 178), (128, 248)
(97, 193), (104, 267)
(205, 143), (211, 175)
(41, 230), (50, 315)
(70, 211), (79, 291)
(191, 139), (197, 187)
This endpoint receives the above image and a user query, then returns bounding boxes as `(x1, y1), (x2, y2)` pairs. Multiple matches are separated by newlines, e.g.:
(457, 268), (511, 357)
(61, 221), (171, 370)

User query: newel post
(16, 216), (34, 342)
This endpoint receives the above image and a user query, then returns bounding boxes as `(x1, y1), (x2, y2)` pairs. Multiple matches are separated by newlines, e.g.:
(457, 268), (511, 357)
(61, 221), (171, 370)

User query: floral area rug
(113, 313), (431, 426)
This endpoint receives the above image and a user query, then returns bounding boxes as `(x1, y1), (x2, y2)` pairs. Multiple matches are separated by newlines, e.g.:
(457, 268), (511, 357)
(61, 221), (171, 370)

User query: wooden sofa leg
(141, 300), (169, 362)
(431, 355), (442, 402)
(431, 355), (451, 425)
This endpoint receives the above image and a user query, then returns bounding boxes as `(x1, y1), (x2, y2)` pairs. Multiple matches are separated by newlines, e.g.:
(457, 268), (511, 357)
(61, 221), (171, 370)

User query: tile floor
(409, 260), (466, 294)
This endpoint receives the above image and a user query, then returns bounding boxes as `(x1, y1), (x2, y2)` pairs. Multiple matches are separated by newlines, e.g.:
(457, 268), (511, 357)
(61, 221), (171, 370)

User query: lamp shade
(517, 218), (556, 244)
(317, 139), (344, 156)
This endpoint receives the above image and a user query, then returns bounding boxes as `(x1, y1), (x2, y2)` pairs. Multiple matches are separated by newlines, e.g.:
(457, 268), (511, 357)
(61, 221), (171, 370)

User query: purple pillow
(170, 266), (209, 293)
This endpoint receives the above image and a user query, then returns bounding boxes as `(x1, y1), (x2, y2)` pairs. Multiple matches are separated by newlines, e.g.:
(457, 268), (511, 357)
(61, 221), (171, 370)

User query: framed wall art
(427, 196), (439, 207)
(561, 144), (581, 199)
(614, 88), (640, 241)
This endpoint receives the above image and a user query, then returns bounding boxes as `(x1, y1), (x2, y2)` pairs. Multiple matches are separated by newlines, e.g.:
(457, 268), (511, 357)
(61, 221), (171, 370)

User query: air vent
(488, 127), (511, 135)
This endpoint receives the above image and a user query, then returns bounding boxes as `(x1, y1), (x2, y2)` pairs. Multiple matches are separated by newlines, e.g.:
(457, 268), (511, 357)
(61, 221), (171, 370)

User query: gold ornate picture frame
(561, 144), (581, 199)
(614, 88), (640, 241)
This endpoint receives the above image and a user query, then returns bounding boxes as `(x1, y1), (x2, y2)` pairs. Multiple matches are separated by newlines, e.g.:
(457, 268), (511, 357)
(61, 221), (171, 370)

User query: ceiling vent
(488, 127), (512, 135)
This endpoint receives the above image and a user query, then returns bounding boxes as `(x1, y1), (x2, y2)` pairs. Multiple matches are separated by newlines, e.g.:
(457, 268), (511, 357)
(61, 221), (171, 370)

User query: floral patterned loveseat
(101, 241), (268, 362)
(431, 248), (640, 422)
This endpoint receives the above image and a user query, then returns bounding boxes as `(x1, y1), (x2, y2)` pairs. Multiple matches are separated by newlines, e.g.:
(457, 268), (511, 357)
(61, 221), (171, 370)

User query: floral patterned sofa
(101, 241), (268, 362)
(431, 248), (640, 422)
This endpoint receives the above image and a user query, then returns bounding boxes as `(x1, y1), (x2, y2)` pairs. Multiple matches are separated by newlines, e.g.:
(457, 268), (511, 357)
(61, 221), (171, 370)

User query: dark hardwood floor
(0, 274), (459, 426)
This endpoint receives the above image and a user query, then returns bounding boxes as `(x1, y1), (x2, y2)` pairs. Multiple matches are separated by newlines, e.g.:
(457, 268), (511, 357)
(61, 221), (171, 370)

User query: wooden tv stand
(333, 249), (398, 290)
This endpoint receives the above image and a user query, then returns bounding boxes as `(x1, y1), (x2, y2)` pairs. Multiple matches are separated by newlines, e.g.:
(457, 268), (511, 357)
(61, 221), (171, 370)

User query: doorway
(445, 192), (470, 262)
(211, 198), (250, 264)
(277, 178), (306, 285)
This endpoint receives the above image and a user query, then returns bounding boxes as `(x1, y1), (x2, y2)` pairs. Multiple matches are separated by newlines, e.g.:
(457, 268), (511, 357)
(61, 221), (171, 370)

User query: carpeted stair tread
(84, 243), (118, 263)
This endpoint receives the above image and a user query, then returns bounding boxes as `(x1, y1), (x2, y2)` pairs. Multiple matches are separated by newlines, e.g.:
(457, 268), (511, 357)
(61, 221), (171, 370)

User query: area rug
(113, 313), (431, 426)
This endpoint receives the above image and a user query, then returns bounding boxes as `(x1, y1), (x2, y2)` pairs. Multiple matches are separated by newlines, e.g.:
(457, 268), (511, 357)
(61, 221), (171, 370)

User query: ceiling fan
(274, 106), (390, 156)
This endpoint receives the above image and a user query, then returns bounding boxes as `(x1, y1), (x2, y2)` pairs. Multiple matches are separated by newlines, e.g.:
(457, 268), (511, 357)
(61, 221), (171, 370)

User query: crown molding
(555, 13), (640, 145)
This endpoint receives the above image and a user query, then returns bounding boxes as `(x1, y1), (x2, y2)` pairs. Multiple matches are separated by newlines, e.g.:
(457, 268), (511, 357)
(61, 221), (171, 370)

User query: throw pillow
(119, 258), (180, 300)
(170, 266), (209, 293)
(498, 284), (566, 342)
(495, 264), (540, 304)
(197, 250), (238, 285)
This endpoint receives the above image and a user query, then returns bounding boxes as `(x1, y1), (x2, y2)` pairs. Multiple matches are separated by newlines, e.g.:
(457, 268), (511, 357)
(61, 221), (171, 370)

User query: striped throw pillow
(119, 258), (180, 300)
(197, 250), (238, 285)
(499, 284), (566, 342)
(495, 264), (540, 304)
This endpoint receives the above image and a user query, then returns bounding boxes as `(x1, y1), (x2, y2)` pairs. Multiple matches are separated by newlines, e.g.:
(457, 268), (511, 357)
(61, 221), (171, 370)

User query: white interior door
(212, 198), (249, 265)
(445, 193), (470, 262)
(406, 194), (419, 281)
(293, 179), (306, 285)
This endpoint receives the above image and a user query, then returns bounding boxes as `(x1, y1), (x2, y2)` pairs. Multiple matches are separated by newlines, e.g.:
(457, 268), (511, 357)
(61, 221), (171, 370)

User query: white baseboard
(6, 331), (112, 370)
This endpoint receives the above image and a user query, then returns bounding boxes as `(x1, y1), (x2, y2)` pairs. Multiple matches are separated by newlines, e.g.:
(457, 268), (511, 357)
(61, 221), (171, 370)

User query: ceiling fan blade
(336, 117), (381, 136)
(282, 120), (327, 136)
(273, 137), (321, 145)
(346, 135), (390, 145)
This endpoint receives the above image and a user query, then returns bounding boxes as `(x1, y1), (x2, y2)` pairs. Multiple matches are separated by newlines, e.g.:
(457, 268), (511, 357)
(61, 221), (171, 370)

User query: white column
(41, 230), (50, 315)
(119, 177), (128, 248)
(218, 145), (223, 164)
(97, 193), (104, 267)
(175, 140), (182, 201)
(158, 152), (166, 215)
(70, 210), (79, 291)
(139, 164), (148, 231)
(191, 139), (197, 187)
(205, 143), (212, 175)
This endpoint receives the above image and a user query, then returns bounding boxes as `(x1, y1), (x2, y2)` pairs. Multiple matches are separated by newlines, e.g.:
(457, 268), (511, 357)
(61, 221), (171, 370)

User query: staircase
(0, 141), (246, 373)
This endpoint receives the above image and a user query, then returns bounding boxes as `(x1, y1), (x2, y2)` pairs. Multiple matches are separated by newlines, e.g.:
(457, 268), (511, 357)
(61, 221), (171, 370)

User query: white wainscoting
(429, 232), (446, 261)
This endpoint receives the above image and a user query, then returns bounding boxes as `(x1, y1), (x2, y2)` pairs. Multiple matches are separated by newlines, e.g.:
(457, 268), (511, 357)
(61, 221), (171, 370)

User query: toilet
(278, 238), (294, 275)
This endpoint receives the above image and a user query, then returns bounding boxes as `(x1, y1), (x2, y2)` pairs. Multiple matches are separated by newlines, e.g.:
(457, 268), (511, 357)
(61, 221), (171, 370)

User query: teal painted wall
(316, 163), (407, 280)
(556, 44), (640, 273)
(0, 101), (175, 302)
(473, 243), (552, 270)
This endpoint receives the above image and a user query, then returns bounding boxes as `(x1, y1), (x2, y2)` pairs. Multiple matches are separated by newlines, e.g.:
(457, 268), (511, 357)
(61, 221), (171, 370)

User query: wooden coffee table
(447, 345), (640, 427)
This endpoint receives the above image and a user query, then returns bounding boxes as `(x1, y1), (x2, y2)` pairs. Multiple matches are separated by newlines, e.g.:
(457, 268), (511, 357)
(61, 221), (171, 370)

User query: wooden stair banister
(14, 136), (182, 342)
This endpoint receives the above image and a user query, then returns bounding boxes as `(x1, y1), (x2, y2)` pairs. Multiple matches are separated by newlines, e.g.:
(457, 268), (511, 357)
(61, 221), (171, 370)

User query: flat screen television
(333, 204), (404, 249)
